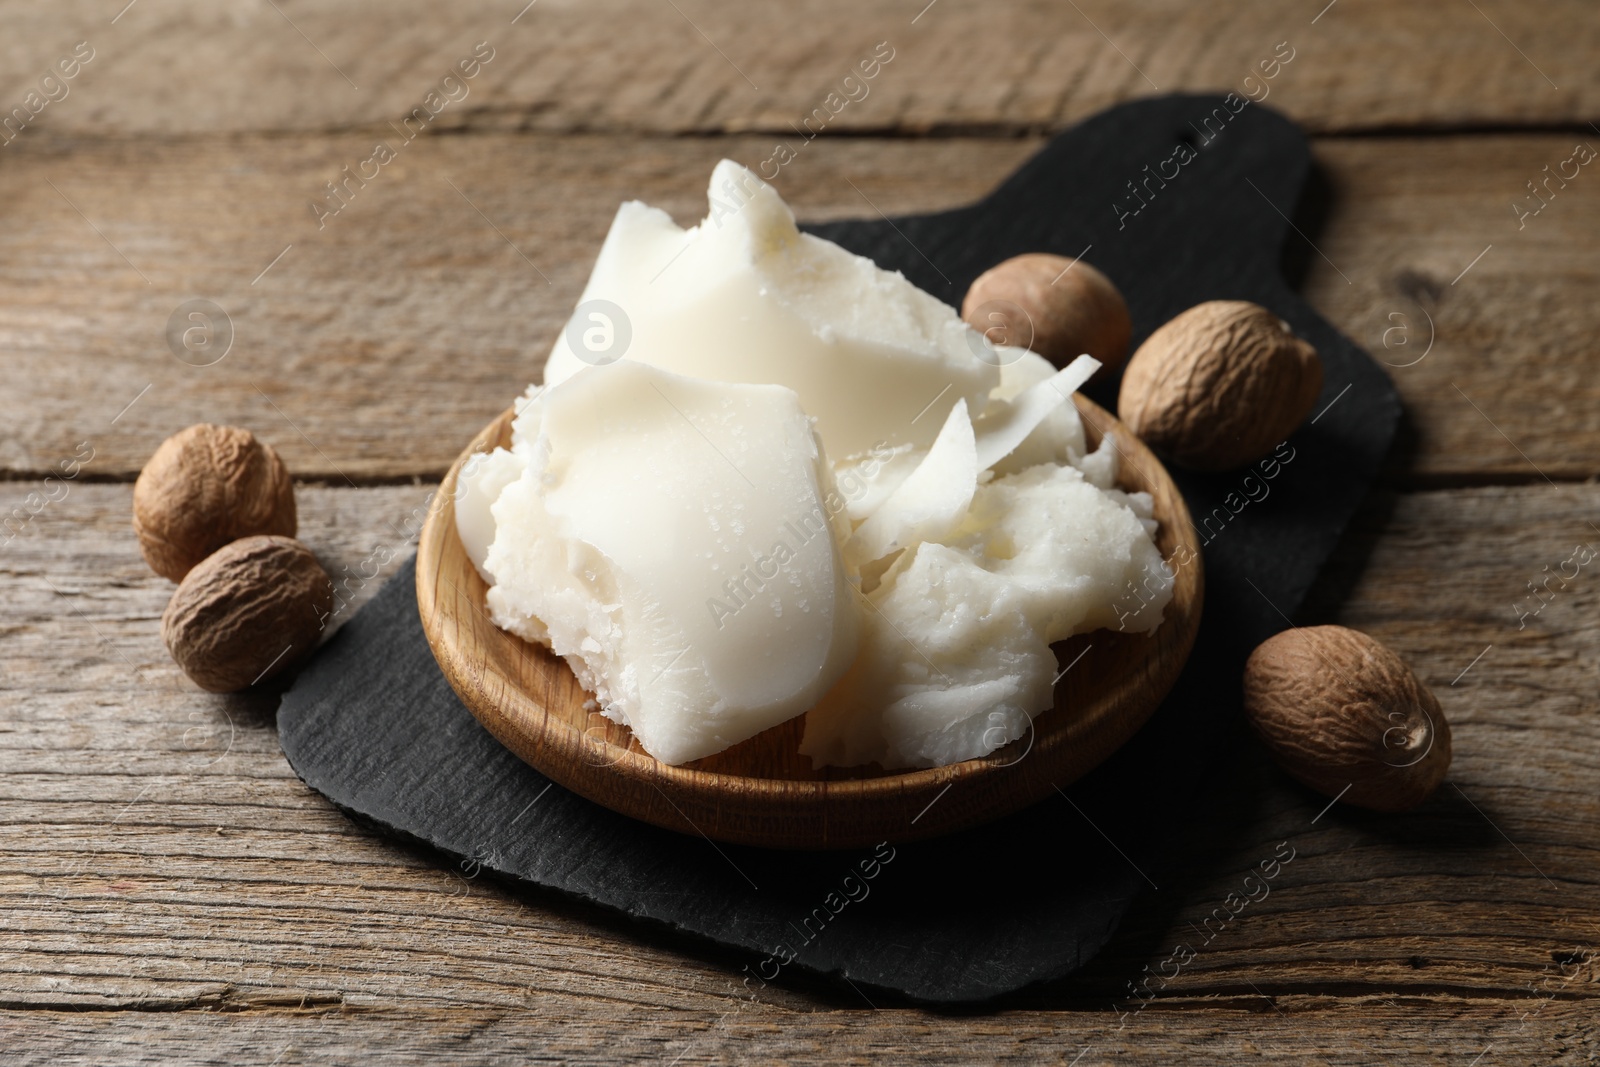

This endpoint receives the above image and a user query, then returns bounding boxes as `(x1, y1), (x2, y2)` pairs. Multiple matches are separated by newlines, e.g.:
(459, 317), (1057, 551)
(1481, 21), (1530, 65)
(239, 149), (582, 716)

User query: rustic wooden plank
(0, 1001), (1594, 1066)
(0, 486), (776, 1017)
(0, 133), (1037, 484)
(1054, 479), (1600, 1005)
(0, 133), (1594, 484)
(1, 481), (1597, 1035)
(1296, 136), (1600, 485)
(4, 3), (1593, 1058)
(1, 0), (1595, 139)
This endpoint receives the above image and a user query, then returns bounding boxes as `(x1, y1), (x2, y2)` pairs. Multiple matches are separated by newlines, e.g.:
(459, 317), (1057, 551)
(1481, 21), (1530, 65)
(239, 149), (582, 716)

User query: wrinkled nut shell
(1243, 626), (1452, 812)
(961, 254), (1132, 375)
(134, 424), (297, 581)
(162, 535), (333, 693)
(1117, 300), (1323, 471)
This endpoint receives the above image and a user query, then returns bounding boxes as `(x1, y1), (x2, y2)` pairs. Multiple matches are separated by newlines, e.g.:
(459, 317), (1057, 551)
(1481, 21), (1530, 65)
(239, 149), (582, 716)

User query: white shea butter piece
(972, 354), (1099, 471)
(475, 360), (859, 766)
(543, 160), (999, 458)
(831, 443), (922, 523)
(987, 349), (1091, 474)
(848, 398), (977, 566)
(835, 353), (1100, 560)
(801, 462), (1173, 768)
(944, 463), (1173, 641)
(799, 543), (1054, 769)
(455, 447), (527, 580)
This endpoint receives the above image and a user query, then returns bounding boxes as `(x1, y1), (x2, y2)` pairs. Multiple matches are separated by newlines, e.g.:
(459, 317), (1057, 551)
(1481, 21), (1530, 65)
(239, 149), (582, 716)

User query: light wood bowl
(416, 396), (1203, 850)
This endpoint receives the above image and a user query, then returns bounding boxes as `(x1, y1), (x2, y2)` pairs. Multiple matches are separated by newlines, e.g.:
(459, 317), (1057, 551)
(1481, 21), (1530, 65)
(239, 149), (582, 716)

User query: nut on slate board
(1243, 626), (1452, 812)
(163, 535), (334, 693)
(961, 253), (1131, 375)
(134, 424), (297, 582)
(1117, 300), (1323, 471)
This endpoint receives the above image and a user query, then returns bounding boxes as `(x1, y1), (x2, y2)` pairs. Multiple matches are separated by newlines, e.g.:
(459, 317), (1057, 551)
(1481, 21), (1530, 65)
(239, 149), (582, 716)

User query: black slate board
(278, 95), (1399, 1003)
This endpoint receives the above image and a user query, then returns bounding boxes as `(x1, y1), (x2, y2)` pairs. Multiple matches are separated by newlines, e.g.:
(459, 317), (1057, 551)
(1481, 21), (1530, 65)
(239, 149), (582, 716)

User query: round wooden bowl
(416, 395), (1203, 850)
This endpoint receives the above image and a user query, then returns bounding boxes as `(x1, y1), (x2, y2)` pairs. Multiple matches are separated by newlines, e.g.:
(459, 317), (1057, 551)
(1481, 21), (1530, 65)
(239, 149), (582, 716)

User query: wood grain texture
(1, 0), (1595, 139)
(415, 400), (1202, 848)
(4, 3), (1598, 1054)
(1300, 134), (1600, 485)
(0, 132), (1037, 483)
(0, 1002), (1595, 1066)
(1, 483), (1597, 1046)
(0, 132), (1595, 485)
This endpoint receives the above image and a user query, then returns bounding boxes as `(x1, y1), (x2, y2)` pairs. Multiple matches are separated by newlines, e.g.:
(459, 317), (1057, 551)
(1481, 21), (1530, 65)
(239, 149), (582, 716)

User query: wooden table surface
(4, 2), (1598, 1062)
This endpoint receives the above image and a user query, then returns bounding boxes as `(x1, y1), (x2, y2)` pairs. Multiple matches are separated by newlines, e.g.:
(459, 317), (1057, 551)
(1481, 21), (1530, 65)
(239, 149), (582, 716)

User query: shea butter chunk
(847, 398), (978, 567)
(800, 543), (1053, 769)
(476, 360), (859, 765)
(945, 463), (1172, 640)
(984, 348), (1091, 474)
(801, 462), (1172, 768)
(456, 447), (527, 579)
(971, 354), (1098, 471)
(544, 160), (999, 458)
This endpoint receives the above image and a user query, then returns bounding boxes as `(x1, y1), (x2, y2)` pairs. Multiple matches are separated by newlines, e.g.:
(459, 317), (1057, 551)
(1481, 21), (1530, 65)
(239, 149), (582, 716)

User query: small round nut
(1243, 626), (1452, 812)
(1117, 300), (1322, 471)
(162, 535), (333, 693)
(134, 424), (297, 582)
(961, 254), (1132, 375)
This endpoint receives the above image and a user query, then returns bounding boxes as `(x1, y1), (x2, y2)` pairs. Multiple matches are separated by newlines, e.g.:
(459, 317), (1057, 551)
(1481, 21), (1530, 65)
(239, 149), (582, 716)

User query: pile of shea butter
(457, 160), (1173, 769)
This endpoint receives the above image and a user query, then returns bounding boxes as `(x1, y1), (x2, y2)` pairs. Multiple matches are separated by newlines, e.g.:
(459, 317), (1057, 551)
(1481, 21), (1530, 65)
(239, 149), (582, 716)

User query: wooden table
(5, 2), (1598, 1061)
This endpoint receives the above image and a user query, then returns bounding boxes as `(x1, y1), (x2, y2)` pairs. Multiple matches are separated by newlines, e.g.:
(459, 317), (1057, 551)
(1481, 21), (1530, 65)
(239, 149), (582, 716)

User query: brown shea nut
(134, 424), (297, 582)
(162, 535), (333, 693)
(1243, 626), (1452, 812)
(961, 254), (1132, 375)
(1117, 300), (1323, 472)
